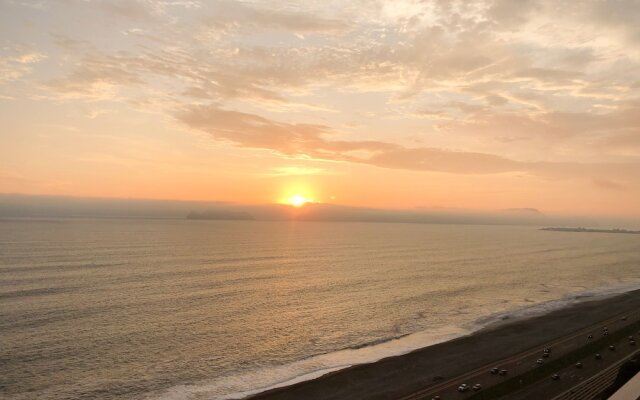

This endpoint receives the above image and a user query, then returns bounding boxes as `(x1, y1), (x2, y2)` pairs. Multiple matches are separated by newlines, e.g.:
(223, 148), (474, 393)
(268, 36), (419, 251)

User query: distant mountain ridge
(1, 193), (637, 229)
(503, 208), (542, 214)
(187, 210), (254, 220)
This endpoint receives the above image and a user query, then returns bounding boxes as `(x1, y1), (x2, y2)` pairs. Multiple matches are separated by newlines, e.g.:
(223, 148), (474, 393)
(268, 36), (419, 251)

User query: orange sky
(1, 0), (640, 216)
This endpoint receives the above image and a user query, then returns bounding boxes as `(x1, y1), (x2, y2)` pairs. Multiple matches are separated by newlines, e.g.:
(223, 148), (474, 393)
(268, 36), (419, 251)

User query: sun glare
(289, 195), (308, 207)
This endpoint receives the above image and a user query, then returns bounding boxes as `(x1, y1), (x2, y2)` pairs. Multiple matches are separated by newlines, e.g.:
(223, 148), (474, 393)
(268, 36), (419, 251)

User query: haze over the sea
(2, 193), (639, 229)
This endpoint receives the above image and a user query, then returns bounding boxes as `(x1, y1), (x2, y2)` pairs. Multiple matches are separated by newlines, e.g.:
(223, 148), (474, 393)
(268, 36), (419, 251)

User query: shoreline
(243, 287), (640, 400)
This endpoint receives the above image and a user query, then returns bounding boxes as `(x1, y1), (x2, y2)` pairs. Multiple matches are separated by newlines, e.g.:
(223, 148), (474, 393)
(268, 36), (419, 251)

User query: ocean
(1, 218), (639, 400)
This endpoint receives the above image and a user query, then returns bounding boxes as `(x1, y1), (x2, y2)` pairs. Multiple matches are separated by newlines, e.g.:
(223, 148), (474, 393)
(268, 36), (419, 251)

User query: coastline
(243, 287), (640, 400)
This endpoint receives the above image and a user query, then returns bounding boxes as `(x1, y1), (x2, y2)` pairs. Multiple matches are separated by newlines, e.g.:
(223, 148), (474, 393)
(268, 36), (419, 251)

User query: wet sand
(246, 289), (640, 400)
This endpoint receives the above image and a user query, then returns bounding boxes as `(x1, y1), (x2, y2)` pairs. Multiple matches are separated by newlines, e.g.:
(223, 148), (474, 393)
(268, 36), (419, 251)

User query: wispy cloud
(266, 166), (327, 176)
(177, 103), (640, 181)
(2, 0), (640, 212)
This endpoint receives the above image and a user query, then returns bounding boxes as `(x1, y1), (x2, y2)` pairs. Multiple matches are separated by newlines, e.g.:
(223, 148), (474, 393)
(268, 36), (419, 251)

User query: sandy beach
(247, 289), (640, 400)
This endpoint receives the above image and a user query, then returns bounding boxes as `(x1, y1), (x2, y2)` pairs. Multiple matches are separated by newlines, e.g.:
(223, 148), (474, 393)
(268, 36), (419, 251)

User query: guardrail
(551, 353), (635, 400)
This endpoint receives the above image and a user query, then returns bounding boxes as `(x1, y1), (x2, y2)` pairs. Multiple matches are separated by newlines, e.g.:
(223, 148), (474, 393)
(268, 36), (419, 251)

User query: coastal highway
(397, 309), (640, 400)
(505, 337), (640, 400)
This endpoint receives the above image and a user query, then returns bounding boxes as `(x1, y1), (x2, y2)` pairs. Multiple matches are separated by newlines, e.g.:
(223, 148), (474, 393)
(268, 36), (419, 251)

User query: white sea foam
(471, 279), (640, 330)
(153, 325), (469, 400)
(155, 280), (640, 400)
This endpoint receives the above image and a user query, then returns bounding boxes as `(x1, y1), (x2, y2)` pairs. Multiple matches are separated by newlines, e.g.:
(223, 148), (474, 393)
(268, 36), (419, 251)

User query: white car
(457, 383), (469, 392)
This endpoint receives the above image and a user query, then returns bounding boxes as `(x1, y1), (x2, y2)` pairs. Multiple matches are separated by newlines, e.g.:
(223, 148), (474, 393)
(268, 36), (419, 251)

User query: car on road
(457, 383), (469, 392)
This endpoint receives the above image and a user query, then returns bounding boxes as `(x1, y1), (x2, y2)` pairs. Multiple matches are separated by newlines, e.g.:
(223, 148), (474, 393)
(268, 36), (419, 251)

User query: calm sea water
(1, 219), (640, 400)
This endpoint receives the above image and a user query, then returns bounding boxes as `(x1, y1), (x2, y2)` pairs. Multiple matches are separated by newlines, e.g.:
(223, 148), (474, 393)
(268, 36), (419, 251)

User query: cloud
(97, 0), (152, 20)
(177, 103), (640, 186)
(593, 178), (626, 191)
(177, 104), (526, 174)
(11, 0), (640, 180)
(429, 99), (640, 157)
(0, 49), (46, 84)
(46, 58), (141, 99)
(202, 1), (350, 34)
(94, 0), (202, 20)
(266, 166), (327, 177)
(589, 0), (640, 45)
(366, 147), (522, 174)
(176, 104), (393, 156)
(40, 0), (640, 118)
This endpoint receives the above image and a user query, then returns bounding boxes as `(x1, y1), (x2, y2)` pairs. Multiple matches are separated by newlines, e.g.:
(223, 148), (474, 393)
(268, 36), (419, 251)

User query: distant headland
(186, 210), (254, 220)
(541, 227), (640, 234)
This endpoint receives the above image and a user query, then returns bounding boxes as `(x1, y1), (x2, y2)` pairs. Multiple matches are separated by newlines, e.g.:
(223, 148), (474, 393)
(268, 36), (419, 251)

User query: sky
(1, 0), (639, 217)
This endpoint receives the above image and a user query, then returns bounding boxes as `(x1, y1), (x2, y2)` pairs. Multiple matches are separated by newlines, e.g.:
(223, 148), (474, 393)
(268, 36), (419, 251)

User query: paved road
(504, 333), (639, 400)
(397, 309), (640, 400)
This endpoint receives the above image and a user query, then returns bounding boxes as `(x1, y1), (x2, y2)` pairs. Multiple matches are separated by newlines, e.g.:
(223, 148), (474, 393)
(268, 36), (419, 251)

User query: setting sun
(288, 195), (309, 207)
(4, 2), (640, 400)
